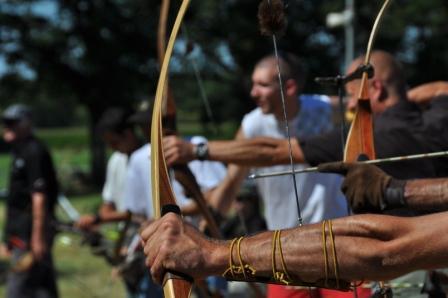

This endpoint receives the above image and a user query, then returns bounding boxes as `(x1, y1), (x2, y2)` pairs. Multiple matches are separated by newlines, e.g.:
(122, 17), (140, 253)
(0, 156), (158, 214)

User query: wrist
(382, 179), (407, 210)
(93, 213), (101, 225)
(206, 240), (230, 276)
(193, 142), (209, 161)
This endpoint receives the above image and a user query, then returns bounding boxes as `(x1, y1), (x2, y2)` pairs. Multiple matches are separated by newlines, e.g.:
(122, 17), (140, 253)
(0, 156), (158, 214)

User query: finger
(144, 239), (159, 269)
(317, 162), (350, 174)
(150, 247), (167, 285)
(140, 219), (162, 242)
(162, 136), (176, 148)
(164, 147), (180, 164)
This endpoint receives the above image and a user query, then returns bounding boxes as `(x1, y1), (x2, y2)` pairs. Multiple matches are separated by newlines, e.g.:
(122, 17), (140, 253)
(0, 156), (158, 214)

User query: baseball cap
(2, 104), (32, 122)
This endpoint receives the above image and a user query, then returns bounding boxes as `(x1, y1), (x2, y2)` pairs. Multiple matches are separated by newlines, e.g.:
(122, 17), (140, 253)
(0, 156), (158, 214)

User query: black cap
(2, 104), (32, 122)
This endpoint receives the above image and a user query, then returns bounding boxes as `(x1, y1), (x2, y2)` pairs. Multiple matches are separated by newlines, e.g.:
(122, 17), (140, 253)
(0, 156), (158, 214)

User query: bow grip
(161, 204), (181, 216)
(159, 204), (194, 293)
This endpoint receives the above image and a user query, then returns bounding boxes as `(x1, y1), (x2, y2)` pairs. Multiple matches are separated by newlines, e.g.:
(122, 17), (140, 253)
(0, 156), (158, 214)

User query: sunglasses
(2, 119), (20, 128)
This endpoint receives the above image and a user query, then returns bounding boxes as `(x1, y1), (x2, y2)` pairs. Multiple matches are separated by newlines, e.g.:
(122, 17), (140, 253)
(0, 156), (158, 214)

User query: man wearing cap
(2, 104), (59, 297)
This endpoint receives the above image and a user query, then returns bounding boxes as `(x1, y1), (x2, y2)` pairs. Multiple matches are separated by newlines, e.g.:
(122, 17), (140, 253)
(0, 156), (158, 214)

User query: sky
(0, 1), (58, 76)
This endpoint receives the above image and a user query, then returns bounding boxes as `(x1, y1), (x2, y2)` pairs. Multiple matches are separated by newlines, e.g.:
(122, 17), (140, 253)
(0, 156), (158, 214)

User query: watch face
(196, 143), (208, 160)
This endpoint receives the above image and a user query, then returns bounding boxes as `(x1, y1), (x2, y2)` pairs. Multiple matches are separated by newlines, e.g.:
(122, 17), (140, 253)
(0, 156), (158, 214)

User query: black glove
(318, 162), (406, 213)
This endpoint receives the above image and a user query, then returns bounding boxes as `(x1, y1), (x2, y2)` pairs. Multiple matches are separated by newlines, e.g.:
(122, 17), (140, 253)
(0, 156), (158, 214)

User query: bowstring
(267, 0), (303, 226)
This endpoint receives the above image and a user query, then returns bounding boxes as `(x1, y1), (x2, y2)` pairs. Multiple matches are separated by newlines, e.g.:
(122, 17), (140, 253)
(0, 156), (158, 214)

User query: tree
(1, 0), (447, 186)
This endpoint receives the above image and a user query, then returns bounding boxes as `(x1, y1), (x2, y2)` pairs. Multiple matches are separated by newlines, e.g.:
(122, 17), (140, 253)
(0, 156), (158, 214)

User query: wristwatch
(194, 142), (209, 161)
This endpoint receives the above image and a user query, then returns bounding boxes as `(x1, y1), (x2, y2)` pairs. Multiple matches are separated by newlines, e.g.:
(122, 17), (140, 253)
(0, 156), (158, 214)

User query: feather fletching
(258, 0), (287, 36)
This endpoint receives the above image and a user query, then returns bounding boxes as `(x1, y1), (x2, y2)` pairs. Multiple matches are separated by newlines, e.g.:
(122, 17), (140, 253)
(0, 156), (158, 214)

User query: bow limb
(342, 1), (392, 295)
(152, 0), (193, 297)
(343, 0), (392, 162)
(158, 0), (177, 123)
(157, 0), (170, 64)
(157, 0), (222, 239)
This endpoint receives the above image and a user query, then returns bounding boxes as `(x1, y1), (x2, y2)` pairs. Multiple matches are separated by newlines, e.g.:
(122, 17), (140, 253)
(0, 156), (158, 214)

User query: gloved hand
(318, 162), (405, 213)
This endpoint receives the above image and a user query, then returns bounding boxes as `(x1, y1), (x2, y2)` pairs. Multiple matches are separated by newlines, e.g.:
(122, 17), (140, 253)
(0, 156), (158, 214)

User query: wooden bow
(344, 0), (391, 163)
(151, 1), (192, 297)
(156, 0), (221, 240)
(153, 0), (227, 297)
(343, 1), (392, 296)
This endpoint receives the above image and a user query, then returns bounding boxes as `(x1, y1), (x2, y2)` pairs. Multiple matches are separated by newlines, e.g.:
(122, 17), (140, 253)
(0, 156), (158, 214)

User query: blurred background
(0, 0), (447, 297)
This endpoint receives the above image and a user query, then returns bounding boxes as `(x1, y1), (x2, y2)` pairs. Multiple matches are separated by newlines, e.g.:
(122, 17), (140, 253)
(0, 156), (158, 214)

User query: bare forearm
(99, 204), (130, 222)
(32, 192), (46, 240)
(404, 178), (448, 212)
(208, 213), (448, 282)
(208, 137), (305, 166)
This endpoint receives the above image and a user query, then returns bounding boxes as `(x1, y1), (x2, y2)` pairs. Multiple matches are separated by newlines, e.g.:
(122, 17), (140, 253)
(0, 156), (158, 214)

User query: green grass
(36, 127), (89, 150)
(0, 155), (9, 192)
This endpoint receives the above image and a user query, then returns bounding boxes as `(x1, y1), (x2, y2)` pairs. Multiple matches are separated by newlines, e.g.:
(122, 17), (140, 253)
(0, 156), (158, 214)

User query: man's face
(102, 130), (134, 154)
(2, 119), (29, 143)
(250, 65), (281, 115)
(345, 79), (362, 114)
(345, 61), (385, 115)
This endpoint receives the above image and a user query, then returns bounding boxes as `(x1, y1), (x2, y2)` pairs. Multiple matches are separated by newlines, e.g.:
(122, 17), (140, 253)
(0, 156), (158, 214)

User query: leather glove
(318, 162), (406, 213)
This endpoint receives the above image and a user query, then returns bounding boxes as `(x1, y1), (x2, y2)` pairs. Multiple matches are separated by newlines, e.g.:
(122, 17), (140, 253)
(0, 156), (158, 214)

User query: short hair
(352, 50), (407, 98)
(255, 52), (307, 90)
(96, 107), (134, 135)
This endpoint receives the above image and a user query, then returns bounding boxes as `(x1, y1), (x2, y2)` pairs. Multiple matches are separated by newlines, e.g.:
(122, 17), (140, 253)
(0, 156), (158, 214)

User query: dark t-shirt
(5, 136), (58, 243)
(421, 96), (448, 177)
(300, 100), (437, 179)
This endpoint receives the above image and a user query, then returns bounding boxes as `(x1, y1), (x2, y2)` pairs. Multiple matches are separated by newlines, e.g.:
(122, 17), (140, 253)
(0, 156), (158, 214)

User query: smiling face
(250, 64), (282, 115)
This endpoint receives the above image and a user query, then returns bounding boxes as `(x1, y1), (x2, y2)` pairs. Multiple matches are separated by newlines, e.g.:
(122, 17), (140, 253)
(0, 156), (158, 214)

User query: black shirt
(421, 96), (448, 177)
(5, 136), (58, 243)
(300, 100), (437, 179)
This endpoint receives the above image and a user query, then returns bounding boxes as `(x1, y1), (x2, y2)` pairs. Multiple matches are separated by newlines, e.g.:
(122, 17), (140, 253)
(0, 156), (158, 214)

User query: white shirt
(242, 94), (348, 229)
(101, 152), (128, 212)
(123, 144), (190, 218)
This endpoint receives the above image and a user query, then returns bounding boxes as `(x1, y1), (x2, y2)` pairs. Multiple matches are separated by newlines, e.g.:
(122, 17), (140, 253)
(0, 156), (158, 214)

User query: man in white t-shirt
(101, 151), (128, 212)
(241, 93), (346, 229)
(123, 138), (227, 219)
(75, 108), (150, 298)
(123, 104), (227, 296)
(124, 107), (226, 219)
(123, 143), (191, 218)
(162, 53), (350, 298)
(77, 108), (140, 229)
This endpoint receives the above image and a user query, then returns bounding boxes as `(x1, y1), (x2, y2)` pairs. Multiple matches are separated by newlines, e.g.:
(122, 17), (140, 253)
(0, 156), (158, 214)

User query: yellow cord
(222, 237), (238, 278)
(223, 236), (256, 279)
(236, 236), (247, 279)
(271, 230), (279, 279)
(277, 230), (293, 283)
(328, 220), (340, 289)
(322, 220), (329, 287)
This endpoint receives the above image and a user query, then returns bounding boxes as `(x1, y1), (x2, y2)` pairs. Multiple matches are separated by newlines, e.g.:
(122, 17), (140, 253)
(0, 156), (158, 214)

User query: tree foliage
(1, 0), (447, 183)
